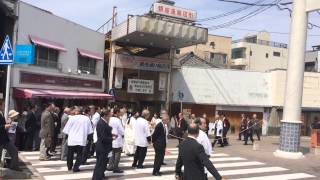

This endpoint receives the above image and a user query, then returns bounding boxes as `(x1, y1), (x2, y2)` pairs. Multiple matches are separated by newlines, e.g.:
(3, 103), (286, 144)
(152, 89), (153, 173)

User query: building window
(273, 51), (281, 57)
(78, 56), (96, 74)
(250, 51), (252, 56)
(266, 53), (269, 58)
(209, 42), (215, 49)
(34, 46), (59, 68)
(210, 53), (227, 64)
(232, 47), (246, 59)
(176, 49), (180, 54)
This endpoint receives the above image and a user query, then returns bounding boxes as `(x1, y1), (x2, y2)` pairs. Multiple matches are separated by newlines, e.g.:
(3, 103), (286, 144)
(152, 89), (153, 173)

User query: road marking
(230, 173), (316, 180)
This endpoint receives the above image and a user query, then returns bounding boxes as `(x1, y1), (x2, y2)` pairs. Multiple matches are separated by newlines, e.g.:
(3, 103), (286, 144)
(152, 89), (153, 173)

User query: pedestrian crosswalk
(19, 147), (316, 180)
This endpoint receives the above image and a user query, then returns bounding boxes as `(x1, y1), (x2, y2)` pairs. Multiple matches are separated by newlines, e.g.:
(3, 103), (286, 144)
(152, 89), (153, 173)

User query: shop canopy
(78, 48), (103, 60)
(29, 35), (67, 52)
(14, 88), (113, 100)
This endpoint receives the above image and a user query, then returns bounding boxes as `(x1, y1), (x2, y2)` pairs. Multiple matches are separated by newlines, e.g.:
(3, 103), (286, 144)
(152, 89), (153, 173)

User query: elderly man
(152, 110), (169, 176)
(60, 107), (71, 161)
(63, 106), (93, 172)
(212, 114), (224, 148)
(39, 102), (55, 161)
(195, 118), (212, 156)
(132, 109), (151, 169)
(107, 107), (125, 173)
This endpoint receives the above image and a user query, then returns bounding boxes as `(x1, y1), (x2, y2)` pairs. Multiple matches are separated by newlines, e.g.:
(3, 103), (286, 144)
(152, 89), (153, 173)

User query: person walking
(39, 103), (55, 161)
(63, 106), (93, 172)
(152, 110), (169, 176)
(212, 115), (224, 148)
(175, 113), (187, 145)
(175, 123), (226, 180)
(0, 111), (20, 171)
(244, 118), (254, 145)
(124, 110), (139, 156)
(195, 118), (212, 156)
(107, 107), (125, 173)
(25, 105), (38, 151)
(92, 110), (114, 180)
(222, 114), (230, 146)
(60, 107), (71, 161)
(89, 105), (100, 157)
(238, 114), (247, 141)
(132, 109), (151, 169)
(252, 114), (261, 141)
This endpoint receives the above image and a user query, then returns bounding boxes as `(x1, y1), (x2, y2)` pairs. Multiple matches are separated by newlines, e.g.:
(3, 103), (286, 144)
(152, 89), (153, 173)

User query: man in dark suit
(222, 114), (230, 146)
(25, 105), (38, 151)
(175, 123), (226, 180)
(175, 113), (188, 145)
(92, 110), (114, 180)
(244, 118), (254, 145)
(0, 112), (20, 171)
(152, 110), (169, 176)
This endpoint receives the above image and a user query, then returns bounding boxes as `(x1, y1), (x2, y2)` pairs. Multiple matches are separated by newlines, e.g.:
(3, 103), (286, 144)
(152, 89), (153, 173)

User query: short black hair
(188, 123), (199, 136)
(193, 118), (201, 125)
(100, 109), (111, 117)
(113, 107), (121, 115)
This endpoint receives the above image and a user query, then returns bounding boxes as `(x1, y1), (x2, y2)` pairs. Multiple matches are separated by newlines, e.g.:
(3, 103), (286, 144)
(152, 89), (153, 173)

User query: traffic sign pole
(4, 65), (11, 119)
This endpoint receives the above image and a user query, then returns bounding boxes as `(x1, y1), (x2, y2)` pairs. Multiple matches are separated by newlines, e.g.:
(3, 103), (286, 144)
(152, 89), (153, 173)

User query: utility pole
(108, 6), (117, 91)
(274, 0), (320, 159)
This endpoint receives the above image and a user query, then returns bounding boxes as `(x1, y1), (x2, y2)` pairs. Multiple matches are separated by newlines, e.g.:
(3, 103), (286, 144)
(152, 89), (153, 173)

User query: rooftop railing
(232, 39), (288, 49)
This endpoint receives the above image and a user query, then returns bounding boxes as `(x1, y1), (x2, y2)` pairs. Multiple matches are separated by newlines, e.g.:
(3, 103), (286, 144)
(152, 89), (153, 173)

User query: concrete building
(107, 1), (208, 112)
(231, 32), (288, 71)
(171, 67), (320, 136)
(305, 45), (320, 72)
(176, 34), (232, 68)
(10, 2), (112, 110)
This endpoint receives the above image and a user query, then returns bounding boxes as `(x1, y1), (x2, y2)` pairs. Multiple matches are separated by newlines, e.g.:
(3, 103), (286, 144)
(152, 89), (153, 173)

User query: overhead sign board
(15, 45), (35, 64)
(0, 35), (14, 64)
(128, 79), (154, 94)
(152, 3), (197, 22)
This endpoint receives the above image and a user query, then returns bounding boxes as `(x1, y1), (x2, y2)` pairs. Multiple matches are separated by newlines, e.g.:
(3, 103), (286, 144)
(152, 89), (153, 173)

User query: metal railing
(78, 66), (96, 75)
(33, 58), (61, 69)
(232, 39), (288, 49)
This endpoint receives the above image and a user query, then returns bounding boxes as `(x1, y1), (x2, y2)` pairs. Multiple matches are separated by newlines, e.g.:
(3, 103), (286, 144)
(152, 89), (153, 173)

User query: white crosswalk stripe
(19, 147), (316, 180)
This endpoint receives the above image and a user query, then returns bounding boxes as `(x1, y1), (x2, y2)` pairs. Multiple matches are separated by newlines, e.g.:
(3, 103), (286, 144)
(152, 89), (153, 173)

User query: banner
(159, 73), (167, 91)
(115, 68), (123, 89)
(127, 79), (154, 94)
(15, 45), (35, 64)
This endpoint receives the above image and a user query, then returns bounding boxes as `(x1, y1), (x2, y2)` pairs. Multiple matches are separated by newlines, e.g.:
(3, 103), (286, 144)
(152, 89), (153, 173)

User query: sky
(21, 0), (320, 50)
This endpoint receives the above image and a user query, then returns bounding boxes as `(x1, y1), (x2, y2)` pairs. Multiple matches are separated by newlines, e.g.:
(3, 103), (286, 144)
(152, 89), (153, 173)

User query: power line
(208, 0), (282, 30)
(197, 0), (267, 22)
(217, 0), (292, 6)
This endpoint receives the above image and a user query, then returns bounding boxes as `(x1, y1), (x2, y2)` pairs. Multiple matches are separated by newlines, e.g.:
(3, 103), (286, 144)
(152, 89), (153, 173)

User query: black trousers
(244, 132), (254, 145)
(133, 146), (147, 167)
(253, 129), (261, 140)
(82, 134), (93, 164)
(212, 136), (224, 147)
(0, 141), (19, 170)
(223, 130), (228, 145)
(67, 145), (83, 171)
(92, 150), (110, 180)
(238, 128), (244, 140)
(153, 147), (165, 174)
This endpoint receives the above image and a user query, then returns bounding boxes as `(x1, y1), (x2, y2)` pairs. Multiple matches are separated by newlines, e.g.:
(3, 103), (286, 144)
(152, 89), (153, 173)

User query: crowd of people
(0, 101), (263, 180)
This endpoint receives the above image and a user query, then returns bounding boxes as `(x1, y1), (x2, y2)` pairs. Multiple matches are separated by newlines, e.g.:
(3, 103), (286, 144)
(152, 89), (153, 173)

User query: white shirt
(91, 112), (101, 143)
(109, 116), (125, 148)
(208, 122), (215, 135)
(134, 117), (151, 147)
(215, 119), (223, 137)
(197, 129), (212, 156)
(63, 115), (93, 146)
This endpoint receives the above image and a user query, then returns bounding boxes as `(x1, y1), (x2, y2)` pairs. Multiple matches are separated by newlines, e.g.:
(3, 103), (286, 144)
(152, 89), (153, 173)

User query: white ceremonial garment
(197, 129), (212, 156)
(91, 112), (101, 143)
(63, 115), (93, 146)
(215, 120), (223, 137)
(124, 116), (137, 154)
(134, 117), (151, 147)
(109, 116), (125, 148)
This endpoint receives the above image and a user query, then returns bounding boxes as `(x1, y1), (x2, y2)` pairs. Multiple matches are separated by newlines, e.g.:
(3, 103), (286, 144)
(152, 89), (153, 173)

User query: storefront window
(34, 46), (59, 68)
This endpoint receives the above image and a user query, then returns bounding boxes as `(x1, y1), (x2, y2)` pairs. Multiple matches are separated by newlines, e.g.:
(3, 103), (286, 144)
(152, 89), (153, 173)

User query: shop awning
(78, 48), (103, 60)
(14, 88), (113, 100)
(29, 35), (67, 51)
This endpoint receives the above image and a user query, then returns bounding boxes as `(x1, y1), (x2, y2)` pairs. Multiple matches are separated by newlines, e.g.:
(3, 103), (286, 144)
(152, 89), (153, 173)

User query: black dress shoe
(73, 169), (80, 172)
(113, 169), (124, 173)
(132, 164), (137, 168)
(137, 165), (144, 169)
(161, 162), (167, 165)
(153, 172), (162, 176)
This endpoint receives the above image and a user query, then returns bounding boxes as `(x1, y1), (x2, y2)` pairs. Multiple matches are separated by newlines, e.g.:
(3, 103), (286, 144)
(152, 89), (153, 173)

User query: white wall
(172, 67), (272, 107)
(12, 2), (105, 91)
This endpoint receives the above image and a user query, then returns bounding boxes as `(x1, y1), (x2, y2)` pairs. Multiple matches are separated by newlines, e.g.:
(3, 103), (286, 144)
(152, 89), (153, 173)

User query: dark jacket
(0, 114), (9, 146)
(25, 111), (37, 133)
(175, 118), (188, 135)
(223, 118), (230, 132)
(152, 122), (166, 150)
(176, 137), (222, 180)
(96, 119), (113, 153)
(246, 120), (254, 134)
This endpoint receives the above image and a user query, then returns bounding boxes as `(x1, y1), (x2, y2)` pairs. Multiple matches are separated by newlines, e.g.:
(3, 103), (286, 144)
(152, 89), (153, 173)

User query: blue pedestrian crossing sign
(0, 35), (14, 64)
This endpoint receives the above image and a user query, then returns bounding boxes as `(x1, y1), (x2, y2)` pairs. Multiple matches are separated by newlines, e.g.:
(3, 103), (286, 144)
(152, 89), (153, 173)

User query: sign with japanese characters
(152, 3), (197, 22)
(115, 54), (171, 72)
(127, 79), (154, 94)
